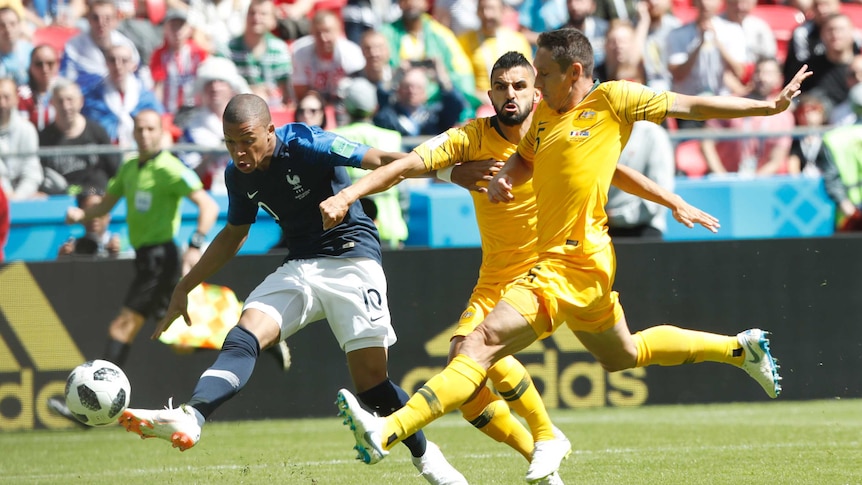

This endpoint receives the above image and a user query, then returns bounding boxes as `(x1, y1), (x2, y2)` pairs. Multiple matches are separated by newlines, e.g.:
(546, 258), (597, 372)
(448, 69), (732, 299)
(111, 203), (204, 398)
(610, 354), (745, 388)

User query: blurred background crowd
(1, 0), (861, 254)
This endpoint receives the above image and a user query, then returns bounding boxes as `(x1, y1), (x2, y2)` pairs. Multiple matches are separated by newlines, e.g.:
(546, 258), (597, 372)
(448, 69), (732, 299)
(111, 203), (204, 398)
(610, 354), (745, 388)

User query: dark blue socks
(187, 326), (260, 419)
(358, 379), (428, 458)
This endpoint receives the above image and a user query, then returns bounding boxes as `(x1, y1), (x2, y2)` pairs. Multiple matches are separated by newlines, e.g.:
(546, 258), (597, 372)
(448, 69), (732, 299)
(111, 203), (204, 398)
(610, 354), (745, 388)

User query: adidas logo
(0, 262), (85, 430)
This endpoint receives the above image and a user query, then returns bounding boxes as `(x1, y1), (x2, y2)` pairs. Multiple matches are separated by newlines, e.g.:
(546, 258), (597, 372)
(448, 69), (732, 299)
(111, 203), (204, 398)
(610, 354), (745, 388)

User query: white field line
(2, 440), (857, 482)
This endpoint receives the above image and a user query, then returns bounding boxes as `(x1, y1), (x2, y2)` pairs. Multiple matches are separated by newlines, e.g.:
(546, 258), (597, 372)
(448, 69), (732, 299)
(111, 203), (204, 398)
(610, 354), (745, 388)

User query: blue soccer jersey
(225, 123), (382, 263)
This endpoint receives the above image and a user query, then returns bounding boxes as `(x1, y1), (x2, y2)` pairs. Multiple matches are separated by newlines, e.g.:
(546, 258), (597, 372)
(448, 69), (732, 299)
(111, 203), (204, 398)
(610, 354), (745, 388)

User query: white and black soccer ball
(64, 360), (131, 426)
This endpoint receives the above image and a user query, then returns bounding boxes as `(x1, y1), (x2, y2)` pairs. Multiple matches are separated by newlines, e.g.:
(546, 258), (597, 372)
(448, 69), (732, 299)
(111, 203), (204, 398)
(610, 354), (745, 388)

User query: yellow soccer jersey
(414, 117), (538, 284)
(518, 80), (676, 256)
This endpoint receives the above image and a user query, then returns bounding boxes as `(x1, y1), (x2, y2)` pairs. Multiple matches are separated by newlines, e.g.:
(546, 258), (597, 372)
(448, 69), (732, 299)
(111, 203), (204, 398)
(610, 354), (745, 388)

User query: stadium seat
(146, 0), (166, 24)
(31, 25), (79, 53)
(841, 3), (862, 29)
(674, 139), (709, 177)
(310, 0), (347, 18)
(673, 4), (698, 24)
(270, 107), (295, 126)
(751, 5), (805, 63)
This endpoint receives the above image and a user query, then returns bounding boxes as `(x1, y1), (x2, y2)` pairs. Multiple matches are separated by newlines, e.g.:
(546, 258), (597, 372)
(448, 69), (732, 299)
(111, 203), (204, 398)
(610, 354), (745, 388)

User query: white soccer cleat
(526, 430), (572, 483)
(536, 472), (565, 485)
(737, 328), (782, 398)
(118, 398), (204, 451)
(411, 441), (468, 485)
(335, 388), (388, 465)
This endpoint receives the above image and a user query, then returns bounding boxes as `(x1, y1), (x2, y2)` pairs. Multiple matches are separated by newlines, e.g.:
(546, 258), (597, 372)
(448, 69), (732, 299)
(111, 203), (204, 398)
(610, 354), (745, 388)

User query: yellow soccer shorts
(452, 282), (509, 338)
(501, 244), (625, 339)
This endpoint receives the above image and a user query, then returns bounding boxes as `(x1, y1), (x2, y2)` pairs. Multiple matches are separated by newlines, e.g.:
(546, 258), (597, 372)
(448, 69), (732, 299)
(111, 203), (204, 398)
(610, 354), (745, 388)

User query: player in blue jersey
(118, 93), (467, 485)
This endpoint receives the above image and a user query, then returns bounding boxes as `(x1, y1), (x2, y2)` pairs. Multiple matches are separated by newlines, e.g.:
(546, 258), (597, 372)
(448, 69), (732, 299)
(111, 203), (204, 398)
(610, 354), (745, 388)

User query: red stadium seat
(146, 0), (167, 24)
(270, 107), (295, 126)
(31, 26), (79, 53)
(675, 140), (709, 177)
(841, 3), (862, 29)
(751, 5), (805, 63)
(673, 4), (698, 24)
(310, 0), (347, 18)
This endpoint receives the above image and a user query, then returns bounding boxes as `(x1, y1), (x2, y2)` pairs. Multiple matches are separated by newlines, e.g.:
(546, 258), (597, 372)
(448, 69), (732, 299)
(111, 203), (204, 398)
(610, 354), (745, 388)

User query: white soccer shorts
(243, 257), (396, 353)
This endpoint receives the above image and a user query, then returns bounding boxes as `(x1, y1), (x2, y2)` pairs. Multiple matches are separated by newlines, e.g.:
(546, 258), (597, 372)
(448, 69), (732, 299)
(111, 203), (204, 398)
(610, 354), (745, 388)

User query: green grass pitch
(1, 399), (859, 484)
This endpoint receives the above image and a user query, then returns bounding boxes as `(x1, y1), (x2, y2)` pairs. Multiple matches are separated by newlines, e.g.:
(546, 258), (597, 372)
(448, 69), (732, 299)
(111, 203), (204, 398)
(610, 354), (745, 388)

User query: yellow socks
(488, 356), (556, 443)
(384, 354), (487, 450)
(460, 385), (533, 461)
(633, 325), (744, 368)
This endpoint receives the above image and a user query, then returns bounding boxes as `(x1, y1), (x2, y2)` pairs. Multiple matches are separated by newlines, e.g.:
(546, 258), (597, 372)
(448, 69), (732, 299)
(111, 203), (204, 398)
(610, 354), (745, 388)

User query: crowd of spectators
(0, 0), (861, 246)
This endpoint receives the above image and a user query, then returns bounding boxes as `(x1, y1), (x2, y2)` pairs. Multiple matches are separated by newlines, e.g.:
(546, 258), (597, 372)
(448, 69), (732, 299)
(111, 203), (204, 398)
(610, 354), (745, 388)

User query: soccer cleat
(526, 430), (572, 483)
(118, 398), (203, 451)
(737, 328), (782, 398)
(46, 397), (90, 429)
(268, 340), (292, 372)
(536, 472), (565, 485)
(335, 388), (388, 465)
(411, 441), (468, 485)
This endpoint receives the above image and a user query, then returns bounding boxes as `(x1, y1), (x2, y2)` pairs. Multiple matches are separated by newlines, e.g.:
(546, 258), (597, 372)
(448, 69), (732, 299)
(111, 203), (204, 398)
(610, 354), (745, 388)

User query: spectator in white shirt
(291, 10), (365, 103)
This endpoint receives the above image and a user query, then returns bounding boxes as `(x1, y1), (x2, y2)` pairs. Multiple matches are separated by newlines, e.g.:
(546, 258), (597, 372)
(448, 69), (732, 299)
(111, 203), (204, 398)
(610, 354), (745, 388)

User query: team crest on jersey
(577, 110), (596, 120)
(569, 130), (590, 140)
(286, 171), (311, 200)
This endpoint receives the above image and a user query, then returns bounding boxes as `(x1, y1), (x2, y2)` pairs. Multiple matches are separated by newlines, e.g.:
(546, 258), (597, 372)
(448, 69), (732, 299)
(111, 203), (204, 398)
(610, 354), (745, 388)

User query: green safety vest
(823, 125), (862, 226)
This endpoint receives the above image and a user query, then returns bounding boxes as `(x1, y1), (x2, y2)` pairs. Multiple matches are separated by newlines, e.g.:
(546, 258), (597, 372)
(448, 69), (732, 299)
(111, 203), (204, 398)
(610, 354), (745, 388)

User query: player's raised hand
(487, 173), (515, 203)
(320, 193), (350, 230)
(151, 288), (191, 339)
(672, 201), (720, 233)
(774, 64), (813, 113)
(451, 159), (504, 192)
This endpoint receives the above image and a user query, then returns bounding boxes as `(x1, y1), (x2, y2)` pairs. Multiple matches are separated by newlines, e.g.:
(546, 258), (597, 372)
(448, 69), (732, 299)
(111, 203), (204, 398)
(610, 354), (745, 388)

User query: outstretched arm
(182, 188), (220, 272)
(151, 223), (250, 338)
(66, 192), (121, 224)
(669, 65), (812, 120)
(359, 148), (411, 170)
(488, 152), (533, 203)
(612, 164), (720, 233)
(321, 153), (427, 230)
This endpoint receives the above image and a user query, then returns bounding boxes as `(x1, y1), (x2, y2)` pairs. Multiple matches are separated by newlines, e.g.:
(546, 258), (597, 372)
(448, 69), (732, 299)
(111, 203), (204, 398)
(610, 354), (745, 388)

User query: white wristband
(436, 165), (455, 183)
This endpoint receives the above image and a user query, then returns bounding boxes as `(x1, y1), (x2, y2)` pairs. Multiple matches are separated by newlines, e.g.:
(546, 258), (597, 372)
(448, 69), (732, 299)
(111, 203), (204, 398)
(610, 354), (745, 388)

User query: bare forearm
(671, 94), (778, 120)
(193, 194), (219, 237)
(176, 226), (247, 293)
(612, 164), (682, 210)
(500, 153), (532, 186)
(340, 157), (422, 205)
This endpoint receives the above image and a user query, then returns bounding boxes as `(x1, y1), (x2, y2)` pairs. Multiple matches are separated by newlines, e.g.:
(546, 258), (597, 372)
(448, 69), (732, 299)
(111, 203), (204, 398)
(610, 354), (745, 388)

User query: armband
(189, 231), (206, 249)
(436, 165), (455, 183)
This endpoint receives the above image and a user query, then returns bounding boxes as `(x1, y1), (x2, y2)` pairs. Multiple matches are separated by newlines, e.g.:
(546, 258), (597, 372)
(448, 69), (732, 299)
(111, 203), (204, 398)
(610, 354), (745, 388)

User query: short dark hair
(490, 51), (534, 82)
(75, 186), (105, 207)
(537, 28), (594, 79)
(223, 93), (272, 126)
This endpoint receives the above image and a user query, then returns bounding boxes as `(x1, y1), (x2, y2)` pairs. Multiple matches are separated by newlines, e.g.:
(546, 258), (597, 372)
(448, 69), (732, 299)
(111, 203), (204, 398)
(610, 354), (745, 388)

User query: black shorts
(124, 241), (181, 321)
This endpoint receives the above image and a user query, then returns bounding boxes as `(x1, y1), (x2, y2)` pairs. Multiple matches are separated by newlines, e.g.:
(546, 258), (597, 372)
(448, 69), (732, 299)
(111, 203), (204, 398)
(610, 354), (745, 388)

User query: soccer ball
(64, 360), (131, 426)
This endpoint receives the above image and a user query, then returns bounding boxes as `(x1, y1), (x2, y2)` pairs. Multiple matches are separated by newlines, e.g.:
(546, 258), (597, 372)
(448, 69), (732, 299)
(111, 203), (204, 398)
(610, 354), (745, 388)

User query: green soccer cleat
(336, 388), (388, 465)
